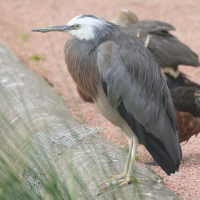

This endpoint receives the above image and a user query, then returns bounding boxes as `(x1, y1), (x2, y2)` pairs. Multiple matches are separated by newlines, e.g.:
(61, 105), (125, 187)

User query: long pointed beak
(31, 25), (72, 33)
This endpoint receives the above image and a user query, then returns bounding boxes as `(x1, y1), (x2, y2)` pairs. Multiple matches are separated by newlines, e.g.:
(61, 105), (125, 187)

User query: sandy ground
(0, 0), (200, 199)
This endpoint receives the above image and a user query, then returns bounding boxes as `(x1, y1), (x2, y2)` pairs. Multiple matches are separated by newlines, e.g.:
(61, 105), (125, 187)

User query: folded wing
(97, 39), (182, 175)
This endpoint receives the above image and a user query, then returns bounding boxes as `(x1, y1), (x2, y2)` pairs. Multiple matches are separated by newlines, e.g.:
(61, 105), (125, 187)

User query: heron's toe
(118, 176), (141, 186)
(99, 173), (125, 187)
(99, 174), (141, 192)
(99, 179), (109, 187)
(109, 172), (126, 179)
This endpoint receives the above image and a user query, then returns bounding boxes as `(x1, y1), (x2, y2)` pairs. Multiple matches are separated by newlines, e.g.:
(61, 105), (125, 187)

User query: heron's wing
(97, 40), (182, 175)
(128, 20), (200, 67)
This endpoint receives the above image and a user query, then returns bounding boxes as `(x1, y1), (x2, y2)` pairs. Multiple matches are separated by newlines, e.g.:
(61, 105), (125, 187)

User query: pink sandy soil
(0, 0), (200, 199)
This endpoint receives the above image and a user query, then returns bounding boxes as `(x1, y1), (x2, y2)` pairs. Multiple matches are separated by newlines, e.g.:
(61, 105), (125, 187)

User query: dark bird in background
(111, 10), (200, 90)
(32, 14), (182, 188)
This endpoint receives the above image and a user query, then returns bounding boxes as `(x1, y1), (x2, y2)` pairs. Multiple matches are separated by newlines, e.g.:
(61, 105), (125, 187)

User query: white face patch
(66, 15), (107, 40)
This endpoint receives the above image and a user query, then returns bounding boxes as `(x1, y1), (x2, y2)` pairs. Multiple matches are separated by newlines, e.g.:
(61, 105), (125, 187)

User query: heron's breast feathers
(64, 39), (100, 99)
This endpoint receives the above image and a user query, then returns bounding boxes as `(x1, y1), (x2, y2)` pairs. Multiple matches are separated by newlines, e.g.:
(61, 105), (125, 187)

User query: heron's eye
(74, 24), (81, 29)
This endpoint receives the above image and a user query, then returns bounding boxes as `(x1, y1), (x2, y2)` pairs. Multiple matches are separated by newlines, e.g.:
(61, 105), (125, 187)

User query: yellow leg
(110, 137), (133, 178)
(99, 136), (140, 190)
(118, 136), (141, 186)
(128, 135), (138, 177)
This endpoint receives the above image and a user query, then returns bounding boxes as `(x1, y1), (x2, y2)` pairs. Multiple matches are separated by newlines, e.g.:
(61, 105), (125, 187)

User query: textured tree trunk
(0, 40), (181, 200)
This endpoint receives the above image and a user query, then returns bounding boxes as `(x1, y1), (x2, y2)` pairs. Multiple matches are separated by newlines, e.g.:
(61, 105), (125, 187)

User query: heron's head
(111, 10), (139, 27)
(31, 14), (109, 41)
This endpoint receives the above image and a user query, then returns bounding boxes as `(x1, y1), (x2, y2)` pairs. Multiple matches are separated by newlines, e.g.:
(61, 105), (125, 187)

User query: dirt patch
(0, 0), (200, 199)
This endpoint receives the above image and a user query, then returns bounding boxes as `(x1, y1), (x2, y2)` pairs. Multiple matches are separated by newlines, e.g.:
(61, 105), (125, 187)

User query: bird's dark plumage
(171, 87), (200, 117)
(127, 20), (200, 67)
(165, 72), (200, 89)
(171, 87), (200, 142)
(111, 10), (200, 90)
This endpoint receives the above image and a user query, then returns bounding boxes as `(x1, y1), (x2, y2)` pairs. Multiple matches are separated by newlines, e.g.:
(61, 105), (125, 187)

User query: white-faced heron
(112, 10), (200, 90)
(32, 14), (182, 188)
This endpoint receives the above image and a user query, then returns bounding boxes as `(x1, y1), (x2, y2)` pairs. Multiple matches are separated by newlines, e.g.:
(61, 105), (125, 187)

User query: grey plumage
(32, 14), (182, 179)
(96, 34), (181, 174)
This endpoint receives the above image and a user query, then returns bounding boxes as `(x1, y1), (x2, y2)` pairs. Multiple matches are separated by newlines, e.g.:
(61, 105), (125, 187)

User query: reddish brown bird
(172, 87), (200, 142)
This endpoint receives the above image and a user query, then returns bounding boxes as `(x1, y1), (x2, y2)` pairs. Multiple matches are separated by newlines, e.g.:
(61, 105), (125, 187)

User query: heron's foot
(99, 172), (126, 188)
(118, 176), (141, 186)
(109, 172), (127, 179)
(99, 174), (141, 191)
